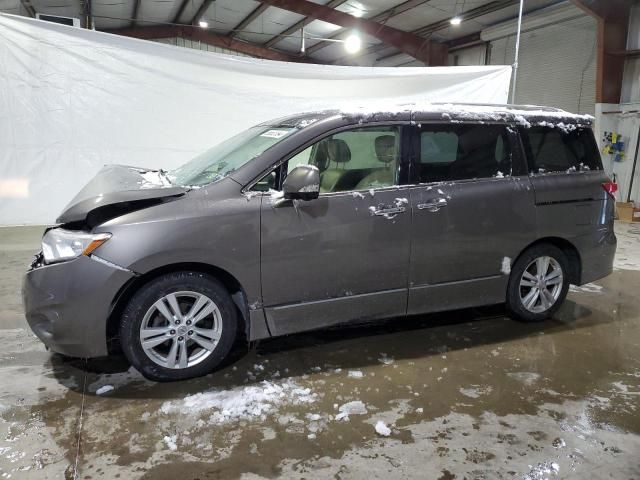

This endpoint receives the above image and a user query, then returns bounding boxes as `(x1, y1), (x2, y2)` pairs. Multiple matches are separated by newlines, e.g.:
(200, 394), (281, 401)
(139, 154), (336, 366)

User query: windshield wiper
(158, 169), (173, 186)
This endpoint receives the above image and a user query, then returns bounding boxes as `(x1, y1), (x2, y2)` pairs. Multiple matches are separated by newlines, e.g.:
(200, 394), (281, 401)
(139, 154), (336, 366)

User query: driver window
(285, 126), (400, 194)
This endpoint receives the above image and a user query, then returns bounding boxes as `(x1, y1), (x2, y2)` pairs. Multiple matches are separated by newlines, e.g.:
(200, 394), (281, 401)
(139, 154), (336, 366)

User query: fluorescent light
(450, 16), (462, 25)
(344, 34), (362, 54)
(199, 20), (209, 28)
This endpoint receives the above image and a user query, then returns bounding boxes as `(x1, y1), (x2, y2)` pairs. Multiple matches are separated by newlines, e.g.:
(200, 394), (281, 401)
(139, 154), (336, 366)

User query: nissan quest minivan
(23, 104), (617, 381)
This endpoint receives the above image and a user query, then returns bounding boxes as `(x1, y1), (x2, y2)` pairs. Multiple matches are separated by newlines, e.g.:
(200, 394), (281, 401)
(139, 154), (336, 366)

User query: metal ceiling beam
(263, 0), (346, 49)
(19, 0), (36, 18)
(304, 0), (430, 56)
(172, 0), (191, 24)
(190, 0), (215, 25)
(228, 4), (270, 39)
(255, 0), (442, 64)
(131, 0), (141, 27)
(104, 25), (311, 63)
(335, 0), (519, 64)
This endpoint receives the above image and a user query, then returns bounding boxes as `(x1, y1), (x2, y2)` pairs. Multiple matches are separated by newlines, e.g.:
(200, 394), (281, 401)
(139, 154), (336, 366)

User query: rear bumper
(22, 254), (134, 358)
(574, 227), (616, 285)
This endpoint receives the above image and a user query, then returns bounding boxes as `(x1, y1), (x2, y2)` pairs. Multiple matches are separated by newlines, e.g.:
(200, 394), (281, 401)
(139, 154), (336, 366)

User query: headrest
(313, 141), (330, 172)
(375, 135), (396, 164)
(327, 139), (351, 163)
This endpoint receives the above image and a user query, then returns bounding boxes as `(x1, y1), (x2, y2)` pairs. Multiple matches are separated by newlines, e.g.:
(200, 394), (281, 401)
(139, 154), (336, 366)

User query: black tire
(506, 244), (570, 322)
(120, 272), (238, 382)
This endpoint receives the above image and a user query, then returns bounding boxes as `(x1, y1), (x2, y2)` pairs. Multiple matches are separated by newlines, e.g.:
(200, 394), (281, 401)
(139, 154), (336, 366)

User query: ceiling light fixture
(344, 34), (362, 54)
(450, 16), (462, 26)
(199, 20), (209, 28)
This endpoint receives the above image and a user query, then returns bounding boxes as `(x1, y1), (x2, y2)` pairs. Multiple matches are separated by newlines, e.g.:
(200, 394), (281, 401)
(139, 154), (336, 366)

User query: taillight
(602, 181), (618, 196)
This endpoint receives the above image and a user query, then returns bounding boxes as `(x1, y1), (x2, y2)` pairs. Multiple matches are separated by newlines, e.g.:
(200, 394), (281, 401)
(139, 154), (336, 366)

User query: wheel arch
(514, 237), (581, 284)
(106, 262), (250, 355)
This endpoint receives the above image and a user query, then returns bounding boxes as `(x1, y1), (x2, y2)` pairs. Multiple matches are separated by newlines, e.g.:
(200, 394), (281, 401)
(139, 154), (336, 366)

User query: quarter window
(284, 126), (400, 193)
(520, 126), (601, 173)
(418, 125), (511, 183)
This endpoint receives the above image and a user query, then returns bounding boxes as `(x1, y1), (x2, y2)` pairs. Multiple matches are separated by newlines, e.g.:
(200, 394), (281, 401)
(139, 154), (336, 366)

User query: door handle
(417, 198), (448, 212)
(371, 206), (407, 216)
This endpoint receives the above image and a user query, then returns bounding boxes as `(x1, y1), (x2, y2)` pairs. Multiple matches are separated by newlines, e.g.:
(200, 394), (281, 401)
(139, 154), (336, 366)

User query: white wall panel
(488, 14), (597, 114)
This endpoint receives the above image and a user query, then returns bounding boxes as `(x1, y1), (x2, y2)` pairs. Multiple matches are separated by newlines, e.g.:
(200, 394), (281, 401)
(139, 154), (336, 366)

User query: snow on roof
(269, 102), (593, 131)
(338, 102), (593, 127)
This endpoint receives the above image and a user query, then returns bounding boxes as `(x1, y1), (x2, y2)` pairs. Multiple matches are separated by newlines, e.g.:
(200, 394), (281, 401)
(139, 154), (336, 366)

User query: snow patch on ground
(163, 435), (177, 451)
(507, 372), (541, 386)
(523, 461), (559, 480)
(459, 385), (493, 399)
(335, 401), (367, 421)
(160, 380), (316, 424)
(569, 283), (603, 294)
(95, 385), (114, 396)
(375, 420), (391, 437)
(348, 370), (364, 379)
(614, 223), (640, 271)
(378, 353), (394, 365)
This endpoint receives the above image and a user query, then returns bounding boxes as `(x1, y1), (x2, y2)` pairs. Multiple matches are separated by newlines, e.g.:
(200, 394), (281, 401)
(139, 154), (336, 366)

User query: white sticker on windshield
(260, 129), (288, 139)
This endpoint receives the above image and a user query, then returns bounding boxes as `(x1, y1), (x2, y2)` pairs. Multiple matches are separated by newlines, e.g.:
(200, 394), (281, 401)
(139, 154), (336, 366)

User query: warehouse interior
(1, 0), (640, 478)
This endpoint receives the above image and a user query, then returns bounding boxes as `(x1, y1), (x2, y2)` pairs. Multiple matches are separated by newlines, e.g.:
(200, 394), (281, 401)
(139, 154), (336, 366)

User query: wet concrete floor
(0, 224), (639, 479)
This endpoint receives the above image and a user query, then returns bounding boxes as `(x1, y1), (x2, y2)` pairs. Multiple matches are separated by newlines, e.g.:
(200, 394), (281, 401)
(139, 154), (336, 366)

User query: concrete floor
(1, 225), (640, 479)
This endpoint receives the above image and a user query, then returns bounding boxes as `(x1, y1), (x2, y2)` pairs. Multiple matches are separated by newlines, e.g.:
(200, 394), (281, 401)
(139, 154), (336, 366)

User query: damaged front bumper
(22, 253), (135, 358)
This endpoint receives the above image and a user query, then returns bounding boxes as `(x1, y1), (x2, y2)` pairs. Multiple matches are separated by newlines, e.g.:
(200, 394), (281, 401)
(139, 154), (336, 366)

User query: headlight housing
(42, 228), (111, 265)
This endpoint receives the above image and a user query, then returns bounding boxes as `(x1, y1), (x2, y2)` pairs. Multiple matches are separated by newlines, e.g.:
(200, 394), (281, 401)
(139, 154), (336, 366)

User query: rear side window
(520, 126), (602, 174)
(418, 124), (511, 183)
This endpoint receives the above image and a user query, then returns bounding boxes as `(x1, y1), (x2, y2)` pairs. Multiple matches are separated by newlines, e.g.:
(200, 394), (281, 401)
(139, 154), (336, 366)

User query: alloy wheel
(519, 256), (564, 314)
(139, 291), (222, 369)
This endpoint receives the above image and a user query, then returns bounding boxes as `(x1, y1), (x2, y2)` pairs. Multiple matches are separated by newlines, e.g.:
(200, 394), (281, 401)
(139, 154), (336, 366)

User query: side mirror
(283, 165), (320, 201)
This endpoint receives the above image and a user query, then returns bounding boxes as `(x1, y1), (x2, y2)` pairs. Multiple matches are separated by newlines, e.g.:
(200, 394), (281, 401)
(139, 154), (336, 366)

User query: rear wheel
(506, 244), (570, 322)
(120, 272), (237, 381)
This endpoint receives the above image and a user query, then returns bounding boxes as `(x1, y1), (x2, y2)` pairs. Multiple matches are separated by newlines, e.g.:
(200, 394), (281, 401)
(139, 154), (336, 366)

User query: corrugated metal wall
(488, 15), (597, 114)
(152, 37), (253, 57)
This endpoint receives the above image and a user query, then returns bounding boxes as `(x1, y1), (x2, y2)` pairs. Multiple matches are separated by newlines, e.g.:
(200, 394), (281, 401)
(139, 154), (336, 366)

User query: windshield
(169, 125), (298, 187)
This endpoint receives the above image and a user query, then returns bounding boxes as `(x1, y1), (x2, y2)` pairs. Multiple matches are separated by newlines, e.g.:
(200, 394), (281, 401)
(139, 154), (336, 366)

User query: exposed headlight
(42, 228), (111, 265)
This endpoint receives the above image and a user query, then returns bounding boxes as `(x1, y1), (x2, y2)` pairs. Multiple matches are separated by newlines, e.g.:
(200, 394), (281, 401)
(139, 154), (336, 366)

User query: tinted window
(283, 126), (400, 193)
(521, 126), (601, 173)
(418, 125), (511, 183)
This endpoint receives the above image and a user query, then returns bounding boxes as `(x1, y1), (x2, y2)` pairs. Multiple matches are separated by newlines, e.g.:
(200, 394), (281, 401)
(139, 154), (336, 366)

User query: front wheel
(120, 272), (238, 382)
(506, 244), (570, 322)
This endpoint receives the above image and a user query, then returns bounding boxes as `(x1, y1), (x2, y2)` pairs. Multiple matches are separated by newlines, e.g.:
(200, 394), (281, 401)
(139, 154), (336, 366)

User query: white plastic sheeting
(0, 14), (512, 225)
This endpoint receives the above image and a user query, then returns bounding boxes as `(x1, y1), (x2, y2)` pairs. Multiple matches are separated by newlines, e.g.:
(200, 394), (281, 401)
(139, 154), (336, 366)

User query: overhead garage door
(488, 14), (597, 115)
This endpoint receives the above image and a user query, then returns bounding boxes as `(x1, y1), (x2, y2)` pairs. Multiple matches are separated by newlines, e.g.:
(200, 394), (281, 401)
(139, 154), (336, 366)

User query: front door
(407, 122), (537, 315)
(259, 125), (412, 335)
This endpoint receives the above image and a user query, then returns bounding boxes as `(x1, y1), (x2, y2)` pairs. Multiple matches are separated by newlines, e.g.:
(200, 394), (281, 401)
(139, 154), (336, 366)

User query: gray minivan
(23, 104), (617, 381)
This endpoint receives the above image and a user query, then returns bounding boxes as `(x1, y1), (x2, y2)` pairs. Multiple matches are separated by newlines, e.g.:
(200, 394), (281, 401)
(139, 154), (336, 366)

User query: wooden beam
(131, 0), (141, 27)
(228, 4), (270, 39)
(335, 0), (518, 64)
(571, 0), (634, 103)
(172, 0), (191, 24)
(190, 0), (215, 25)
(255, 0), (441, 64)
(569, 0), (633, 19)
(104, 25), (311, 63)
(263, 0), (346, 48)
(305, 0), (430, 56)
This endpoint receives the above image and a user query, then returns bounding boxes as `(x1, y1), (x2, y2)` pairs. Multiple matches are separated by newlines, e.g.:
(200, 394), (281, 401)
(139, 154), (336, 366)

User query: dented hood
(56, 165), (188, 225)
